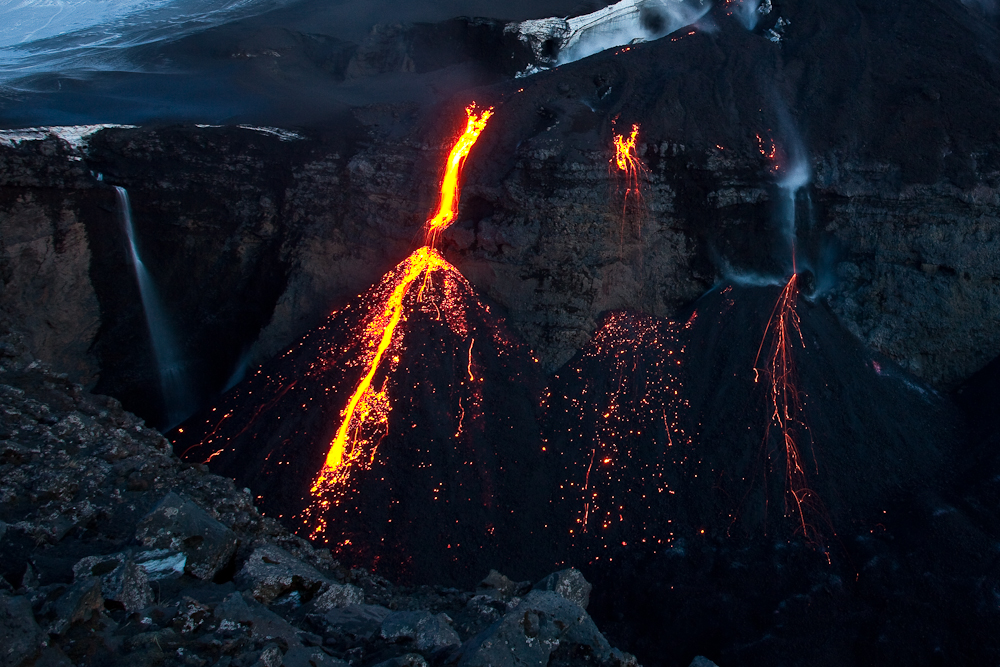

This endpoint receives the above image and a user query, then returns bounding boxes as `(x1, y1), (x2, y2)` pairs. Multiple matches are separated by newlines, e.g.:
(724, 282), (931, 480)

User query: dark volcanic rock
(532, 568), (592, 610)
(0, 592), (43, 666)
(135, 491), (239, 580)
(380, 610), (461, 652)
(72, 552), (154, 613)
(236, 544), (329, 604)
(457, 589), (627, 667)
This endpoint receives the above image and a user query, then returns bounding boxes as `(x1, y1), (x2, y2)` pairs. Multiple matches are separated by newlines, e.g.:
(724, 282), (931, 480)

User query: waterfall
(115, 186), (194, 428)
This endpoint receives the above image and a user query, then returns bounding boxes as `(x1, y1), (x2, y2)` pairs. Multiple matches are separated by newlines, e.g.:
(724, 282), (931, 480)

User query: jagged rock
(533, 568), (592, 610)
(0, 592), (42, 666)
(134, 491), (238, 580)
(214, 591), (303, 647)
(380, 610), (461, 652)
(73, 552), (153, 613)
(174, 596), (212, 634)
(235, 544), (328, 604)
(477, 570), (530, 601)
(282, 646), (349, 667)
(320, 604), (392, 640)
(256, 643), (283, 667)
(310, 581), (364, 612)
(689, 657), (720, 667)
(49, 576), (102, 635)
(371, 654), (429, 667)
(457, 590), (613, 667)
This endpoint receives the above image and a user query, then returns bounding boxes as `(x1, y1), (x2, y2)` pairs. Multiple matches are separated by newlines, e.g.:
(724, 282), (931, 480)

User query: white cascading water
(115, 185), (194, 428)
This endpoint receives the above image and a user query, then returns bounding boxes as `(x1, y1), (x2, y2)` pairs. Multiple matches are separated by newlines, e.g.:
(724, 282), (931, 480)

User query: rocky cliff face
(1, 0), (999, 417)
(3, 104), (1000, 421)
(0, 138), (101, 386)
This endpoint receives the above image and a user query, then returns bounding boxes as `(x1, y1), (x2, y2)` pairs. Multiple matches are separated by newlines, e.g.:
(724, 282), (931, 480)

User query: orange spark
(753, 274), (824, 546)
(425, 104), (494, 244)
(757, 132), (780, 172)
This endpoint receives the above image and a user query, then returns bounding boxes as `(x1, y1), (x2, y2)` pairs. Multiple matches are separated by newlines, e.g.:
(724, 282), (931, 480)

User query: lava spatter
(542, 310), (696, 560)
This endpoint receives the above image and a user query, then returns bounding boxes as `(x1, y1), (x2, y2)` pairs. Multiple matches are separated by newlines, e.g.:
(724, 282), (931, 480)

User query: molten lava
(610, 123), (647, 239)
(753, 274), (824, 546)
(310, 249), (446, 503)
(301, 104), (500, 538)
(425, 104), (494, 244)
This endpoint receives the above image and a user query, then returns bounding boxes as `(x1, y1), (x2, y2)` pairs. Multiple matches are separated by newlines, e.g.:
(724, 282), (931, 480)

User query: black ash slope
(171, 252), (550, 587)
(558, 284), (995, 667)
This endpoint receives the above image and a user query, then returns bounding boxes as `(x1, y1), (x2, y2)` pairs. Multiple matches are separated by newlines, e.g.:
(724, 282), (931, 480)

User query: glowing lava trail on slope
(610, 123), (648, 240)
(302, 104), (494, 536)
(751, 137), (828, 549)
(425, 104), (494, 244)
(302, 246), (495, 536)
(751, 273), (823, 544)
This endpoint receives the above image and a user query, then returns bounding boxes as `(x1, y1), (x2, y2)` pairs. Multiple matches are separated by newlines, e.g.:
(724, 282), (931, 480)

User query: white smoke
(732, 0), (759, 30)
(511, 0), (712, 72)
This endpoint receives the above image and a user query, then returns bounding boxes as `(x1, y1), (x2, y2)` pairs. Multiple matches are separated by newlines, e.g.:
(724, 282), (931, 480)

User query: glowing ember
(757, 132), (781, 173)
(425, 104), (494, 244)
(543, 310), (696, 556)
(610, 123), (647, 241)
(753, 274), (824, 546)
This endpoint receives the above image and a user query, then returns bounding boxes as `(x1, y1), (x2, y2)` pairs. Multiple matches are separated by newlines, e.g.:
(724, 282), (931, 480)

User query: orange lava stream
(305, 104), (497, 539)
(307, 247), (453, 532)
(610, 123), (647, 241)
(753, 274), (822, 544)
(425, 104), (494, 244)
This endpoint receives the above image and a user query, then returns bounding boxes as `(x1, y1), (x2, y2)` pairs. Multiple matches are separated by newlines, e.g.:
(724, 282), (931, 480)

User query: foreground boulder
(457, 590), (634, 667)
(0, 593), (43, 666)
(134, 491), (238, 580)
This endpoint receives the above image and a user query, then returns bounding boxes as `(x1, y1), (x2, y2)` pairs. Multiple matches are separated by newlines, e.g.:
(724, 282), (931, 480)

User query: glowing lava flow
(425, 104), (494, 245)
(305, 104), (495, 537)
(753, 273), (824, 545)
(610, 123), (647, 240)
(304, 246), (484, 535)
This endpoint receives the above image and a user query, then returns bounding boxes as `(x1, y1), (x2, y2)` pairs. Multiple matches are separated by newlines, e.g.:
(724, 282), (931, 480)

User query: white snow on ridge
(236, 125), (304, 141)
(508, 0), (712, 74)
(0, 124), (137, 149)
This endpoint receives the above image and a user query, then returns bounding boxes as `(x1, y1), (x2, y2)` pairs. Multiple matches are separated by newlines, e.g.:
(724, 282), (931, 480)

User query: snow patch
(0, 124), (136, 150)
(508, 0), (712, 76)
(237, 125), (304, 141)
